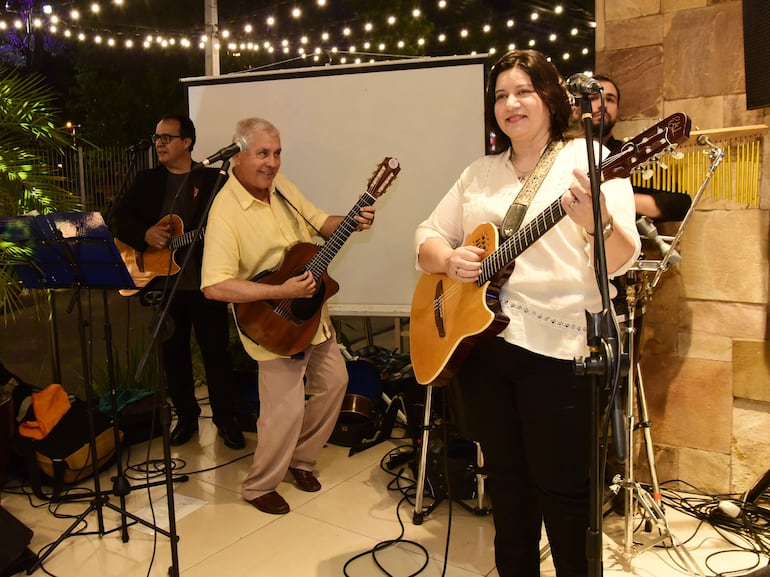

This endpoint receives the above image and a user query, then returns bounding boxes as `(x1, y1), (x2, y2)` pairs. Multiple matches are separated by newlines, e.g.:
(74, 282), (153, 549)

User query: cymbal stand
(612, 267), (703, 576)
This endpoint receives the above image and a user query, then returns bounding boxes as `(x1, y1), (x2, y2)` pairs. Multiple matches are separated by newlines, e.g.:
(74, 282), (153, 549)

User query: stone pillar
(595, 0), (770, 494)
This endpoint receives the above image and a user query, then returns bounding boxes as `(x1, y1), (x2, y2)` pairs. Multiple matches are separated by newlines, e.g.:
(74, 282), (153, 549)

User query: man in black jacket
(110, 114), (244, 450)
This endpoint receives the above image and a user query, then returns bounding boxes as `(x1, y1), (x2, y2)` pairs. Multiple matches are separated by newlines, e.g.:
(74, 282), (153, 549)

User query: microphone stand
(572, 94), (627, 577)
(132, 158), (230, 577)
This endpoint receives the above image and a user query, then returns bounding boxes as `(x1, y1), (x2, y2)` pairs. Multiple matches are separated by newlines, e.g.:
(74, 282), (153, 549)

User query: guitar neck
(480, 197), (566, 285)
(306, 192), (376, 279)
(170, 227), (204, 251)
(478, 149), (620, 286)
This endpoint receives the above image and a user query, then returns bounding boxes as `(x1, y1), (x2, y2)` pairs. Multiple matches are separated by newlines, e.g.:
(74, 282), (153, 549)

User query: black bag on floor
(15, 398), (120, 501)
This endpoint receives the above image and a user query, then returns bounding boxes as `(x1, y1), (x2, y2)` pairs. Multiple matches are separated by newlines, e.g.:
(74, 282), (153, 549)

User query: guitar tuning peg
(670, 149), (685, 160)
(642, 167), (654, 180)
(657, 161), (668, 171)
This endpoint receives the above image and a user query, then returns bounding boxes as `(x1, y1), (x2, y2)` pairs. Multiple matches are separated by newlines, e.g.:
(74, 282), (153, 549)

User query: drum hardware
(609, 275), (703, 575)
(648, 135), (725, 290)
(609, 137), (725, 574)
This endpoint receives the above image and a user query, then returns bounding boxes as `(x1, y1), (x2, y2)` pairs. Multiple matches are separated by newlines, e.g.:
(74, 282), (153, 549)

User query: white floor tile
(2, 412), (767, 577)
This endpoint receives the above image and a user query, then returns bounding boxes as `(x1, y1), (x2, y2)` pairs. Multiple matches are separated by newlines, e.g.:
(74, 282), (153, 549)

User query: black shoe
(170, 419), (198, 446)
(217, 421), (245, 449)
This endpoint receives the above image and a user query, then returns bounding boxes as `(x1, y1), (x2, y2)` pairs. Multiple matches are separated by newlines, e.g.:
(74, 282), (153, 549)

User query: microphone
(636, 216), (681, 265)
(566, 73), (603, 97)
(197, 136), (249, 168)
(128, 138), (152, 153)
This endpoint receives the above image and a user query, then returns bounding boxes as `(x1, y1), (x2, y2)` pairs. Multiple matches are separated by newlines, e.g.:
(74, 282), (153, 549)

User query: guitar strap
(500, 140), (564, 239)
(274, 187), (323, 237)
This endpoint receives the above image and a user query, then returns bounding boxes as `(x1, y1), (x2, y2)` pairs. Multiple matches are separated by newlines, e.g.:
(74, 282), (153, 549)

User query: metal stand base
(611, 305), (703, 576)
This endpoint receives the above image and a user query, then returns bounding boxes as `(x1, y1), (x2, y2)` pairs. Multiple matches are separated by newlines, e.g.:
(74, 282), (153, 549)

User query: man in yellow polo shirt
(201, 117), (376, 515)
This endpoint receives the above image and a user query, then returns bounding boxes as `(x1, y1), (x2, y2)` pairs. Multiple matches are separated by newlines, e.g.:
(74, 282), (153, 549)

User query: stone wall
(595, 0), (770, 494)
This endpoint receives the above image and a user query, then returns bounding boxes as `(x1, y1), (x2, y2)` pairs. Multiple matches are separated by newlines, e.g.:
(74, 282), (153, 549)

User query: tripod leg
(634, 364), (661, 504)
(412, 385), (433, 525)
(26, 498), (106, 574)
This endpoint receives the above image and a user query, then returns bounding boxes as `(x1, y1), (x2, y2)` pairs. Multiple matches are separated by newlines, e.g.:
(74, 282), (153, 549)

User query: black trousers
(457, 338), (592, 577)
(161, 290), (236, 428)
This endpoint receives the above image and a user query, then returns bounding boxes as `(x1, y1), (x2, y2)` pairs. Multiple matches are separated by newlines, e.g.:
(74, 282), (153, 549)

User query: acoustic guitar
(235, 157), (401, 357)
(114, 214), (202, 297)
(409, 113), (692, 386)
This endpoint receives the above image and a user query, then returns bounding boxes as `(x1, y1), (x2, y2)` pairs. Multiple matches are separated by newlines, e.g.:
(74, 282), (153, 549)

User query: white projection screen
(183, 55), (487, 316)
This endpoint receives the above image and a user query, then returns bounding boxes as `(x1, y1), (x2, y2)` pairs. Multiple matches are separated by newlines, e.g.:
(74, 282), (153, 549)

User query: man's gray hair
(234, 117), (280, 142)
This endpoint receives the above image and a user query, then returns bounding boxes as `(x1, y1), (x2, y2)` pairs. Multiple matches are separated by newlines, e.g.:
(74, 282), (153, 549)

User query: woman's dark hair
(484, 49), (572, 153)
(161, 114), (197, 151)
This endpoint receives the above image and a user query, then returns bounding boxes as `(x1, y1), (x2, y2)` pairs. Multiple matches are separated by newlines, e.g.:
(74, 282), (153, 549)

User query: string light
(0, 1), (595, 69)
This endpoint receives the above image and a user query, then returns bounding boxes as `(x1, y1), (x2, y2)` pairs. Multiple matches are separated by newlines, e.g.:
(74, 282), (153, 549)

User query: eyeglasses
(151, 133), (183, 144)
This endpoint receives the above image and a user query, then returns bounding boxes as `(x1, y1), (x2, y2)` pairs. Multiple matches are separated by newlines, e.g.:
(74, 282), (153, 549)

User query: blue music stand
(0, 211), (134, 291)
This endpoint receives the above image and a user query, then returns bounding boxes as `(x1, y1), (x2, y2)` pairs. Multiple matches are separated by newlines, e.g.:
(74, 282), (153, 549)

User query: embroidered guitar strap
(500, 140), (564, 239)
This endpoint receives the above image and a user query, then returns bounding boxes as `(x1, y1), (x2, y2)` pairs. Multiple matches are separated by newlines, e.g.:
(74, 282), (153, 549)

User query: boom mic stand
(131, 159), (231, 577)
(572, 94), (627, 577)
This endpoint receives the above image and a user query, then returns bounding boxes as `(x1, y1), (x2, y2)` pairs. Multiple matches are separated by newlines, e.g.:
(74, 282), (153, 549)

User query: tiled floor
(2, 402), (767, 577)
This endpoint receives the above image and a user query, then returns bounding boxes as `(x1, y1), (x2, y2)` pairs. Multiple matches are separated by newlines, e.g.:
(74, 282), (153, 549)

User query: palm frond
(0, 66), (80, 318)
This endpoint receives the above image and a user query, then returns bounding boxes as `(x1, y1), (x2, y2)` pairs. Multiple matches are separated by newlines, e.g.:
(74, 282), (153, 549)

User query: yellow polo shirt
(201, 171), (333, 361)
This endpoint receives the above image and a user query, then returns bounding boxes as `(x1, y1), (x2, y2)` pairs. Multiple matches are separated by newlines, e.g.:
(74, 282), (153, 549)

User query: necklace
(511, 160), (532, 182)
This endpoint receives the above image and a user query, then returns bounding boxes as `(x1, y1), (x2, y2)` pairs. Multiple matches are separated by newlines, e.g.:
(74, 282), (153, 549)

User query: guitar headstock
(366, 156), (401, 199)
(603, 112), (692, 180)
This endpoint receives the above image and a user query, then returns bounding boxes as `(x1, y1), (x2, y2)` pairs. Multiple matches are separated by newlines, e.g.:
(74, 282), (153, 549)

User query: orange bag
(18, 384), (71, 440)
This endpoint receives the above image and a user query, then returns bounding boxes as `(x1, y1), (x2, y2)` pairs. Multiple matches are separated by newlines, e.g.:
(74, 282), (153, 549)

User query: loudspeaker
(743, 0), (770, 109)
(0, 505), (36, 576)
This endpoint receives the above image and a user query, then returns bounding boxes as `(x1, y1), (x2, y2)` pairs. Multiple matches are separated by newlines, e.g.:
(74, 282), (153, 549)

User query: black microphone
(636, 216), (681, 265)
(566, 73), (603, 97)
(128, 138), (152, 153)
(197, 136), (249, 168)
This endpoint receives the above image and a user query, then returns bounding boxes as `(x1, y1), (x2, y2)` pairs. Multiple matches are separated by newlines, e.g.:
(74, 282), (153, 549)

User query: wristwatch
(587, 215), (614, 240)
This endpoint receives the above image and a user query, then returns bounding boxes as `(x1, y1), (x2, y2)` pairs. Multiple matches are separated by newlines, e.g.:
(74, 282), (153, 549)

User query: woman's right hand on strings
(448, 245), (484, 283)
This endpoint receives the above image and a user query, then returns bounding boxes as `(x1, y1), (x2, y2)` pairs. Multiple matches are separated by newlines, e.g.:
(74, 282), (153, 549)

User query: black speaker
(743, 0), (770, 109)
(0, 505), (36, 576)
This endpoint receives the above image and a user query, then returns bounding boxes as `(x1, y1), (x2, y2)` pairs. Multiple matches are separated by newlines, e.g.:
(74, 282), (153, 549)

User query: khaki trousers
(241, 336), (348, 501)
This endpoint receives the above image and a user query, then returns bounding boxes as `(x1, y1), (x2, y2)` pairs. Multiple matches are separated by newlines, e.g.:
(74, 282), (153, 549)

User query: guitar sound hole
(289, 279), (326, 321)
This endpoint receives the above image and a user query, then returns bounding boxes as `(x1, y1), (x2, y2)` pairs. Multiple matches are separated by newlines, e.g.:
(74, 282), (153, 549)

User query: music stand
(0, 212), (183, 576)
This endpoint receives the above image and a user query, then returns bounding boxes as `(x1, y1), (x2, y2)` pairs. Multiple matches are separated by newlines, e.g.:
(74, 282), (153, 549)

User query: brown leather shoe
(289, 467), (321, 492)
(246, 491), (289, 515)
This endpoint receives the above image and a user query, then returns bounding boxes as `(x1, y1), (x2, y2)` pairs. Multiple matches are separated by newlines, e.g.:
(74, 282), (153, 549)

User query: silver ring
(455, 266), (460, 275)
(569, 199), (577, 208)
